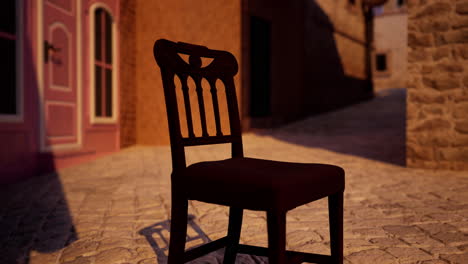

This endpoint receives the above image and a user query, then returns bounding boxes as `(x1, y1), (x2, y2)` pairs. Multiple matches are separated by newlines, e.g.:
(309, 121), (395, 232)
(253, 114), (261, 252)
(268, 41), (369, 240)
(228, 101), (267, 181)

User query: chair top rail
(154, 39), (238, 78)
(182, 135), (237, 147)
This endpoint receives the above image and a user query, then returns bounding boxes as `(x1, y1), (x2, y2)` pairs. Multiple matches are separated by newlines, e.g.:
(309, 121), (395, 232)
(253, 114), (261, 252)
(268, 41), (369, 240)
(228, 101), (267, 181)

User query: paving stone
(416, 223), (458, 235)
(383, 225), (427, 237)
(440, 252), (468, 264)
(94, 247), (133, 264)
(402, 235), (445, 247)
(60, 240), (99, 262)
(2, 89), (468, 263)
(62, 256), (92, 264)
(346, 248), (396, 264)
(369, 237), (409, 247)
(385, 247), (433, 262)
(420, 260), (449, 264)
(431, 232), (468, 246)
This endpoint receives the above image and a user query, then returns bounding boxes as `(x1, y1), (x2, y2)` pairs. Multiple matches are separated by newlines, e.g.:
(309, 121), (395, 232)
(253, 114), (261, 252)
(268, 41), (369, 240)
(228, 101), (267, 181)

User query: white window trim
(89, 3), (118, 124)
(0, 0), (24, 123)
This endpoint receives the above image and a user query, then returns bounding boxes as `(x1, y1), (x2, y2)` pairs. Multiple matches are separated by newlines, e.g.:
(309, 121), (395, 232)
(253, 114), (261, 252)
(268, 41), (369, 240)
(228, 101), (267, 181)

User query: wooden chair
(153, 39), (345, 264)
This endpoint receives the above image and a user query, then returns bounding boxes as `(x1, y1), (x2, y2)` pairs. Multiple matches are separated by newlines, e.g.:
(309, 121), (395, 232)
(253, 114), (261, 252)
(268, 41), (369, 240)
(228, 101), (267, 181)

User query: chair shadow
(138, 215), (213, 263)
(256, 88), (407, 166)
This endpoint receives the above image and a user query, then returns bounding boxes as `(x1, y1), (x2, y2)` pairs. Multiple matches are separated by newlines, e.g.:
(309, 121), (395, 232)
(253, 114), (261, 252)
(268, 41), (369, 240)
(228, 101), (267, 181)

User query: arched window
(91, 7), (115, 122)
(0, 1), (18, 117)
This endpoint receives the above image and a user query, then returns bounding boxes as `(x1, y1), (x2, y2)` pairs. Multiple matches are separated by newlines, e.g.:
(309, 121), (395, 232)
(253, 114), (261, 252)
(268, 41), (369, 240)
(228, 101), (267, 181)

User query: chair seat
(178, 157), (345, 211)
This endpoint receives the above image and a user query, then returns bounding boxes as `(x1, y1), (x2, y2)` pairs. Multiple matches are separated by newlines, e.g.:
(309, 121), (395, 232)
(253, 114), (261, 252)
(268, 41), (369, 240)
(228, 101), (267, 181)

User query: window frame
(373, 50), (392, 77)
(89, 3), (117, 124)
(0, 0), (23, 123)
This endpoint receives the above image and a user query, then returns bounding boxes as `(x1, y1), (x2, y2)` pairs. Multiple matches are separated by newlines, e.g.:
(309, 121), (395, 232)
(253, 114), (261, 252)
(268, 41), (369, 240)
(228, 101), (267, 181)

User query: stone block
(452, 17), (468, 29)
(455, 121), (468, 133)
(409, 33), (434, 47)
(456, 1), (468, 15)
(437, 147), (468, 161)
(413, 2), (452, 19)
(421, 65), (433, 74)
(440, 29), (468, 45)
(422, 76), (460, 90)
(422, 105), (444, 116)
(436, 62), (464, 73)
(453, 103), (468, 118)
(409, 49), (431, 62)
(452, 92), (468, 102)
(463, 75), (468, 87)
(408, 91), (446, 104)
(407, 143), (435, 160)
(452, 135), (468, 146)
(433, 47), (451, 61)
(416, 134), (450, 147)
(419, 20), (450, 33)
(411, 118), (451, 132)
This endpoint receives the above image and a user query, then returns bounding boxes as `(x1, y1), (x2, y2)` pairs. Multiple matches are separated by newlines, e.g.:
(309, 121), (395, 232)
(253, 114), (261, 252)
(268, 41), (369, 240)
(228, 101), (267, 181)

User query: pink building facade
(0, 0), (120, 183)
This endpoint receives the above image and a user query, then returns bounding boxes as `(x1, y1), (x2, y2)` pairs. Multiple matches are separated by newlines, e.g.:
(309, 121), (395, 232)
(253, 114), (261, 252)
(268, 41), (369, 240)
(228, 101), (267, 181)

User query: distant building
(372, 0), (407, 90)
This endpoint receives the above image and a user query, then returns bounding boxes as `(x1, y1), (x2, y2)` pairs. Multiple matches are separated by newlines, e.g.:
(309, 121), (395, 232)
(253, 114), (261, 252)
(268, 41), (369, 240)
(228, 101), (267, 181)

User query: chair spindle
(194, 75), (209, 137)
(208, 78), (223, 136)
(180, 74), (195, 138)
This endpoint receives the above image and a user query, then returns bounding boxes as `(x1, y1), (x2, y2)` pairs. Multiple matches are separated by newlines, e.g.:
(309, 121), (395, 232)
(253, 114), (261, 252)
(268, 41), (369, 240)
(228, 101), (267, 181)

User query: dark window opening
(249, 16), (271, 117)
(94, 8), (113, 118)
(376, 54), (387, 72)
(397, 0), (405, 7)
(349, 0), (356, 5)
(0, 0), (17, 115)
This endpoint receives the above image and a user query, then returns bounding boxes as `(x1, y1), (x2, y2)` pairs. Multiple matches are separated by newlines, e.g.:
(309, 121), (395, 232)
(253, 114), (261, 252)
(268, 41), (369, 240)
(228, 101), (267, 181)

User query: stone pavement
(1, 88), (468, 264)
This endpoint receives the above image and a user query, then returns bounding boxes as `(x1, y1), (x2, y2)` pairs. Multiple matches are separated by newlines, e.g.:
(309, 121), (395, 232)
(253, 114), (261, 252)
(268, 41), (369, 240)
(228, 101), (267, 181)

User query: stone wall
(407, 0), (468, 170)
(119, 0), (137, 148)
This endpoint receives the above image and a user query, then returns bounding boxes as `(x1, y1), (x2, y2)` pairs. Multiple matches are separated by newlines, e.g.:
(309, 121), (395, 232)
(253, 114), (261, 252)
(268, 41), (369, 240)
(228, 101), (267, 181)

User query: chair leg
(168, 196), (188, 264)
(267, 210), (287, 264)
(223, 207), (243, 264)
(328, 192), (344, 264)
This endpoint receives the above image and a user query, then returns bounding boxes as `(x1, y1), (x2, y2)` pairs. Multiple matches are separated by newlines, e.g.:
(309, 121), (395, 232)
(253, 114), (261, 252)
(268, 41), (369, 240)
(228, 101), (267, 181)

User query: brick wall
(407, 0), (468, 170)
(119, 0), (137, 148)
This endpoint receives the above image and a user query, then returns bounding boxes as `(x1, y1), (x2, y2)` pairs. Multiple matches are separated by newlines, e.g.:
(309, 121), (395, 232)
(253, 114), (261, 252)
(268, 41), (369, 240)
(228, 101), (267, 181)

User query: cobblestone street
(1, 88), (468, 264)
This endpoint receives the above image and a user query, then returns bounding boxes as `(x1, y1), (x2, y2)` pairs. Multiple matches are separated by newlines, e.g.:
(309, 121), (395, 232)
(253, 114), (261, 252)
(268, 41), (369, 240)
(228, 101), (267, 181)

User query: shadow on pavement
(257, 88), (406, 166)
(138, 215), (214, 263)
(0, 172), (77, 264)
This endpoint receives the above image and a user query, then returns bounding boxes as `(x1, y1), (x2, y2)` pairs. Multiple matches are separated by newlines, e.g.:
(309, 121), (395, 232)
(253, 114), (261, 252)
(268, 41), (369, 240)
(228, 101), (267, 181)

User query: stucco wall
(407, 0), (468, 170)
(135, 0), (242, 145)
(374, 2), (408, 90)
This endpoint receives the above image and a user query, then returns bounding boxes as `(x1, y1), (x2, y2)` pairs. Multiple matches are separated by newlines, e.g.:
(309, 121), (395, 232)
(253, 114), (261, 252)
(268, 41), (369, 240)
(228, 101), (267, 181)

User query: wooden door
(41, 0), (81, 151)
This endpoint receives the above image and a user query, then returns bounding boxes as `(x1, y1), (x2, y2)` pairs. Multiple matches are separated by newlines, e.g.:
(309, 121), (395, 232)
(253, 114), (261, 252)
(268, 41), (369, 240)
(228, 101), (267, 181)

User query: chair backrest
(153, 39), (244, 171)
